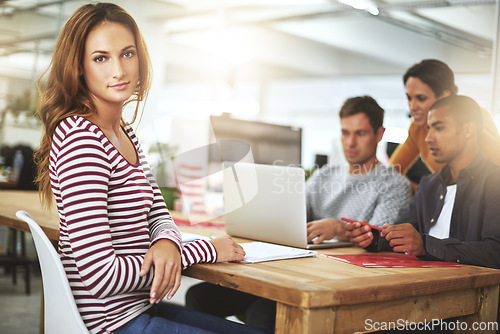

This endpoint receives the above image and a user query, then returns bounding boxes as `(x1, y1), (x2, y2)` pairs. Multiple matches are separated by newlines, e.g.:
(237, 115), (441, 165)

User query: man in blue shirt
(348, 95), (500, 269)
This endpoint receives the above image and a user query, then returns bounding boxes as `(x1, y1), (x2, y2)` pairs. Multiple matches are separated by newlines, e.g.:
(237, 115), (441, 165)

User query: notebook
(181, 232), (316, 263)
(223, 162), (353, 249)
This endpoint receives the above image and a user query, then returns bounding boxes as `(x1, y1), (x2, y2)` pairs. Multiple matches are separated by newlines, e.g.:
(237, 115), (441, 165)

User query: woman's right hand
(209, 235), (245, 262)
(140, 239), (181, 304)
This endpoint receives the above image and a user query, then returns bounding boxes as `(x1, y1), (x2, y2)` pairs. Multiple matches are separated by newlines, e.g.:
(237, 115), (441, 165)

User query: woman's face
(405, 76), (449, 128)
(82, 21), (139, 111)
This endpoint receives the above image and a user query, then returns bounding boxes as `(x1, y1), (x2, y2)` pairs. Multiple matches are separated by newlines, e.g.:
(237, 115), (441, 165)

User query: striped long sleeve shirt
(49, 116), (216, 334)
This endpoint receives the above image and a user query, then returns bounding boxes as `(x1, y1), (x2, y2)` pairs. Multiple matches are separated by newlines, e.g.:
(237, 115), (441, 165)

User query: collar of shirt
(438, 152), (486, 186)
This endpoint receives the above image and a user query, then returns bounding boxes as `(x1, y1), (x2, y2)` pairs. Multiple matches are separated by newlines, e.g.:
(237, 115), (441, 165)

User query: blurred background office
(2, 1), (500, 332)
(1, 0), (500, 213)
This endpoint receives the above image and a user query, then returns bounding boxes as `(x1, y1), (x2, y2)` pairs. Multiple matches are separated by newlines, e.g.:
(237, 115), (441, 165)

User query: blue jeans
(114, 303), (263, 334)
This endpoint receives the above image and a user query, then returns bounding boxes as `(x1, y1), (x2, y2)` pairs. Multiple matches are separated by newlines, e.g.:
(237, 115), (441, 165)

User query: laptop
(223, 162), (353, 249)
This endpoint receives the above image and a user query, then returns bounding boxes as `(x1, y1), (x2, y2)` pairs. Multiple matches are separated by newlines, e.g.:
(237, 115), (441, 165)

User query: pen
(340, 217), (384, 231)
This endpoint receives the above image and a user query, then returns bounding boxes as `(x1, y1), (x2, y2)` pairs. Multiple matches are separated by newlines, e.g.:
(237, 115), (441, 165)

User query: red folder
(324, 253), (462, 268)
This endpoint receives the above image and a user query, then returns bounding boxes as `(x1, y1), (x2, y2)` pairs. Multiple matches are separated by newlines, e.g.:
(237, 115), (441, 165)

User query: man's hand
(209, 235), (245, 262)
(345, 220), (374, 248)
(307, 218), (347, 244)
(380, 223), (425, 256)
(140, 239), (181, 304)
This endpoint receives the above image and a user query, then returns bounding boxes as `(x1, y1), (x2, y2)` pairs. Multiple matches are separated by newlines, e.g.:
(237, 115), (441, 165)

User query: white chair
(15, 210), (89, 334)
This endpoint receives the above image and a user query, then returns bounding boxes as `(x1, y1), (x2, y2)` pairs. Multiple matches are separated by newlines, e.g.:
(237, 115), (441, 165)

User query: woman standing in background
(390, 59), (500, 182)
(34, 3), (258, 334)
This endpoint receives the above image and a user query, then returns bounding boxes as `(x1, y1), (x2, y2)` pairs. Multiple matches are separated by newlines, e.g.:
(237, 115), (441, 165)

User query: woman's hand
(140, 239), (181, 304)
(209, 235), (245, 262)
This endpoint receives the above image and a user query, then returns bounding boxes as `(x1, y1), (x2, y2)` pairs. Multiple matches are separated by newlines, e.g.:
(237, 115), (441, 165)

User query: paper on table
(241, 242), (317, 263)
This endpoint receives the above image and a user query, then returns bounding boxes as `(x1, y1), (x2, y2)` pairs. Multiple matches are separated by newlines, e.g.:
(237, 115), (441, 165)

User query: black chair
(386, 142), (431, 184)
(0, 228), (33, 294)
(0, 144), (37, 294)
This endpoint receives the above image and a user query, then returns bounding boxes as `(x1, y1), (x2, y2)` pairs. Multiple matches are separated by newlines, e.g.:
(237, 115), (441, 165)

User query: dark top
(377, 152), (500, 269)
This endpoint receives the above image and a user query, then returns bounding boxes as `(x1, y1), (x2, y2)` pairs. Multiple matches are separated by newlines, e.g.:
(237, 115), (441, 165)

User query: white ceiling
(0, 0), (498, 82)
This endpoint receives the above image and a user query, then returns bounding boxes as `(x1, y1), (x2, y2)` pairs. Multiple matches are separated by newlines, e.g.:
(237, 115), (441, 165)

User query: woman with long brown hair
(35, 3), (258, 334)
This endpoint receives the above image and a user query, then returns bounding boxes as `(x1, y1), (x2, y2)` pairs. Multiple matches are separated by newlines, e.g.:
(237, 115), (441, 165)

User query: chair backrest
(15, 211), (89, 334)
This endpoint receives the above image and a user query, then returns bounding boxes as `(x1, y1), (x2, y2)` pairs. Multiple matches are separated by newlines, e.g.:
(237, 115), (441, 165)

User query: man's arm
(423, 235), (500, 268)
(368, 173), (412, 228)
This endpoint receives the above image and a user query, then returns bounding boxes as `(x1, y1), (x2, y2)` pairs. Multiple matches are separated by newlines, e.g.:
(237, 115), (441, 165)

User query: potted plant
(149, 143), (178, 209)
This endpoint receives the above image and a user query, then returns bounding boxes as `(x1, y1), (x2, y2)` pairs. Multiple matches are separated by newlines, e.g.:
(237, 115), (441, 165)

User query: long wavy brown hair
(35, 2), (152, 209)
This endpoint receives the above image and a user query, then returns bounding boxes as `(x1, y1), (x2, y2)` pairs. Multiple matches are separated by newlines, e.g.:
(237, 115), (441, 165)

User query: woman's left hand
(209, 235), (245, 262)
(140, 239), (181, 304)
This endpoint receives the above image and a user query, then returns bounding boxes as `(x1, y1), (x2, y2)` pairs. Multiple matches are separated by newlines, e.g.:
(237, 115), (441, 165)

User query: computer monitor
(208, 114), (302, 166)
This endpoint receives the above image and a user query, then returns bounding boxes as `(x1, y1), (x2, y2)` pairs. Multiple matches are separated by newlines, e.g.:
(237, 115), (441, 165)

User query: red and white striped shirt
(49, 116), (216, 334)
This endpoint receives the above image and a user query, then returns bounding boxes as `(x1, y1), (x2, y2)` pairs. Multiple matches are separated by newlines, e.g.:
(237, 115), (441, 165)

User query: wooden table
(2, 190), (500, 333)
